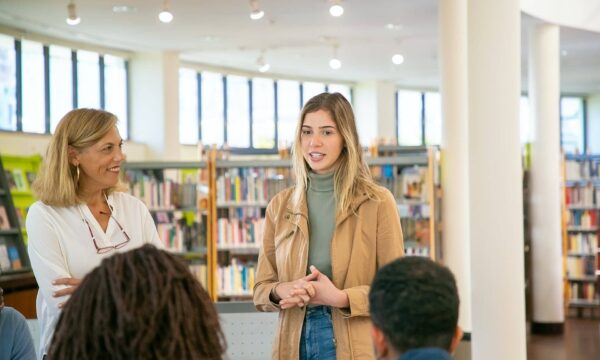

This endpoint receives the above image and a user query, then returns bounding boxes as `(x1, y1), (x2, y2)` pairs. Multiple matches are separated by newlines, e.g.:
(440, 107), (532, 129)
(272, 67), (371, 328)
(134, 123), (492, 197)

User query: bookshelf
(123, 147), (443, 302)
(0, 154), (37, 317)
(123, 160), (212, 297)
(213, 157), (293, 301)
(372, 145), (442, 260)
(0, 154), (42, 243)
(562, 153), (600, 316)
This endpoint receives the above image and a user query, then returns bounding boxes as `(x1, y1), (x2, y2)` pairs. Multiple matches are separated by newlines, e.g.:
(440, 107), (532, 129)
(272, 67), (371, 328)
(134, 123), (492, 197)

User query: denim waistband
(305, 305), (331, 318)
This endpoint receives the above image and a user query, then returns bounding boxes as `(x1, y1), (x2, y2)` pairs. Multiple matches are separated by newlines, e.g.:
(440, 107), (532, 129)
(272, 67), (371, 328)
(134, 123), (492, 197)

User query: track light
(392, 54), (405, 65)
(66, 0), (81, 26)
(329, 0), (344, 17)
(158, 0), (173, 23)
(257, 53), (270, 73)
(329, 45), (341, 70)
(249, 0), (264, 20)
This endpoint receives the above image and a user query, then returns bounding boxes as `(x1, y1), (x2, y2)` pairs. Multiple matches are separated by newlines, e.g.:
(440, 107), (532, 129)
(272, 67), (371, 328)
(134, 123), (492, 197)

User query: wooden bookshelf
(124, 146), (443, 302)
(123, 161), (213, 298)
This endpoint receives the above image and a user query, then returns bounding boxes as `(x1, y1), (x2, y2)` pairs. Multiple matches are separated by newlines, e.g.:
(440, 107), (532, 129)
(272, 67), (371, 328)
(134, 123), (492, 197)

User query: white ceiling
(0, 0), (599, 94)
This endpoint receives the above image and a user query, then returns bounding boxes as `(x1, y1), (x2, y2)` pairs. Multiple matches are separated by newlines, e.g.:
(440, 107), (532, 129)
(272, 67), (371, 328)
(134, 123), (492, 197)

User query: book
(12, 169), (27, 191)
(4, 170), (17, 191)
(0, 243), (10, 270)
(25, 171), (36, 188)
(0, 206), (10, 230)
(7, 245), (22, 270)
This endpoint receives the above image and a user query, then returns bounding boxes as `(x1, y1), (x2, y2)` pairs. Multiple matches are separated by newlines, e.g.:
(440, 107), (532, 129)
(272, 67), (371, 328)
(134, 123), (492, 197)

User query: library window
(201, 71), (225, 147)
(560, 97), (585, 154)
(0, 34), (17, 131)
(104, 55), (128, 139)
(519, 96), (531, 145)
(0, 33), (129, 136)
(76, 50), (100, 109)
(179, 68), (199, 145)
(49, 46), (73, 133)
(252, 77), (276, 149)
(21, 40), (45, 134)
(226, 75), (251, 148)
(397, 90), (423, 146)
(328, 83), (352, 103)
(424, 92), (441, 145)
(302, 81), (326, 105)
(277, 79), (301, 148)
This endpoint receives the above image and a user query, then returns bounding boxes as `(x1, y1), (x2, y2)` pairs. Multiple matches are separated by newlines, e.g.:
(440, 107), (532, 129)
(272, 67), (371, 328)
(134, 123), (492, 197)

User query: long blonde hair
(33, 108), (125, 207)
(291, 92), (379, 213)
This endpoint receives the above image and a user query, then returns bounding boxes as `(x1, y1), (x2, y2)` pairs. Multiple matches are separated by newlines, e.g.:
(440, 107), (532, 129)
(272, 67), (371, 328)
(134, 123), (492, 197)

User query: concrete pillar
(528, 24), (564, 333)
(468, 0), (527, 358)
(439, 0), (472, 335)
(353, 80), (396, 146)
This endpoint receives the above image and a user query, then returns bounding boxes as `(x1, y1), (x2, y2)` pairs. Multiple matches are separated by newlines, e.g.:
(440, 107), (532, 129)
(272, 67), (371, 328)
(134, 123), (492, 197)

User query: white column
(439, 0), (472, 334)
(129, 51), (180, 160)
(528, 24), (564, 331)
(468, 0), (527, 359)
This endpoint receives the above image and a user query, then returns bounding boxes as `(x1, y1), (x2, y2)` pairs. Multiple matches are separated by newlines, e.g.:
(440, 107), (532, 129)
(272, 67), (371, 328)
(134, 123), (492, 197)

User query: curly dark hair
(47, 244), (226, 360)
(369, 256), (459, 353)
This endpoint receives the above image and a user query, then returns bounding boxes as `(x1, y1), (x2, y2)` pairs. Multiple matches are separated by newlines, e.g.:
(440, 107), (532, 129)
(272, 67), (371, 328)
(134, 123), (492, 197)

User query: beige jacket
(253, 185), (404, 359)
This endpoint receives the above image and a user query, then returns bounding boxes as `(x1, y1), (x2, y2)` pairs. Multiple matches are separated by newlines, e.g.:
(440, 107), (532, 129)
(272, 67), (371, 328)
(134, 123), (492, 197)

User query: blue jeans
(299, 306), (336, 360)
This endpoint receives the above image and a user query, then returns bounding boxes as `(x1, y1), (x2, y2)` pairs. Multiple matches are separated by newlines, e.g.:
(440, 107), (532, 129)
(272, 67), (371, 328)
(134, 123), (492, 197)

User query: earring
(75, 164), (80, 184)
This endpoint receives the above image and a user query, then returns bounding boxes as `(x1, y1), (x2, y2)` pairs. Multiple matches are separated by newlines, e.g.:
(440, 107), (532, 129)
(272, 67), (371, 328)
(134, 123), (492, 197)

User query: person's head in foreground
(47, 244), (226, 360)
(369, 257), (463, 360)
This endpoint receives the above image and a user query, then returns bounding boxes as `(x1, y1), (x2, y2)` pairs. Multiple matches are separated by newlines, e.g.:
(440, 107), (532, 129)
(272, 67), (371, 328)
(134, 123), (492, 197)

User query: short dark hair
(369, 257), (459, 353)
(48, 244), (226, 360)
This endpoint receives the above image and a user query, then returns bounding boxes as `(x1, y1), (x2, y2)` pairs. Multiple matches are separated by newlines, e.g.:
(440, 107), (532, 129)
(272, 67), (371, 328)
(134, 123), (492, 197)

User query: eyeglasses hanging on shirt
(78, 195), (131, 254)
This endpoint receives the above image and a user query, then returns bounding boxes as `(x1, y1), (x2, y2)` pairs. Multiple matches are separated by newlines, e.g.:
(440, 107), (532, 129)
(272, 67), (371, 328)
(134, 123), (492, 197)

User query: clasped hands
(276, 265), (349, 310)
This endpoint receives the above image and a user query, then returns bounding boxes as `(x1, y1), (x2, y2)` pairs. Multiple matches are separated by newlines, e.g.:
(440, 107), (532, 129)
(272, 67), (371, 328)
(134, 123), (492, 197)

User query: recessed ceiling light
(385, 23), (403, 31)
(392, 54), (405, 65)
(329, 58), (342, 70)
(112, 5), (137, 13)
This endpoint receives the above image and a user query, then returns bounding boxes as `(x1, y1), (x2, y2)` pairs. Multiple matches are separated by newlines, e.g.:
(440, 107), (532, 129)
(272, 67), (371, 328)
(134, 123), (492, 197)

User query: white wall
(0, 132), (148, 161)
(353, 81), (396, 147)
(587, 94), (600, 153)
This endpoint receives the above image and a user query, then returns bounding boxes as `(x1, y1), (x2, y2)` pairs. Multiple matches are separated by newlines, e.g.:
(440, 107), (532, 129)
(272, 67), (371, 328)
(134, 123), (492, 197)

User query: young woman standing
(254, 92), (404, 359)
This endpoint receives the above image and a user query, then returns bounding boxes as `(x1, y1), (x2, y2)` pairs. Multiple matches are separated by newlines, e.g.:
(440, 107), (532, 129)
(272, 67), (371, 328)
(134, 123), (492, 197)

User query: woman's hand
(52, 277), (81, 308)
(303, 265), (349, 308)
(276, 272), (318, 309)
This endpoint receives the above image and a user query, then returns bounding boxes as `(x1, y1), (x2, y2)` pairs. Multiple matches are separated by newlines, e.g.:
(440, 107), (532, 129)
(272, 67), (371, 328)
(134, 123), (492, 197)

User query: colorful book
(0, 206), (10, 230)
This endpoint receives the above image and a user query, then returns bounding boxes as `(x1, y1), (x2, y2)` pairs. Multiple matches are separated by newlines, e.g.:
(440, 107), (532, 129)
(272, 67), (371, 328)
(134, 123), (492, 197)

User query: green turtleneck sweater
(307, 171), (335, 279)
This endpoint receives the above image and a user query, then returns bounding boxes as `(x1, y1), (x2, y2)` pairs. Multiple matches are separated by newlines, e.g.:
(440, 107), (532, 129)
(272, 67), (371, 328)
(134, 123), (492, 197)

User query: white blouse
(26, 192), (162, 358)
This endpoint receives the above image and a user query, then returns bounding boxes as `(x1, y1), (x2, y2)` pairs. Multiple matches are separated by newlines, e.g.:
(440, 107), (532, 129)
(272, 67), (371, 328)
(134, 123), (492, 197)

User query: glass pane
(0, 34), (17, 131)
(252, 77), (275, 149)
(179, 68), (199, 145)
(104, 55), (128, 139)
(226, 75), (250, 148)
(328, 84), (352, 103)
(21, 40), (45, 133)
(277, 79), (301, 148)
(77, 50), (100, 108)
(201, 71), (224, 147)
(397, 90), (423, 146)
(561, 97), (584, 154)
(49, 46), (73, 133)
(302, 81), (326, 106)
(424, 92), (441, 145)
(519, 96), (531, 145)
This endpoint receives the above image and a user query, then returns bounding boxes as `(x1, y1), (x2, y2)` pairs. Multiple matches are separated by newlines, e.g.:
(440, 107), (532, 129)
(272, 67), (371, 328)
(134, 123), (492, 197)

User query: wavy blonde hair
(291, 92), (379, 213)
(33, 108), (125, 207)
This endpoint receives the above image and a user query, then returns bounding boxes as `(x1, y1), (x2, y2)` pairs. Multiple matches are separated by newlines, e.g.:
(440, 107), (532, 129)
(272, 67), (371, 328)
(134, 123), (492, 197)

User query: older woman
(27, 108), (162, 358)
